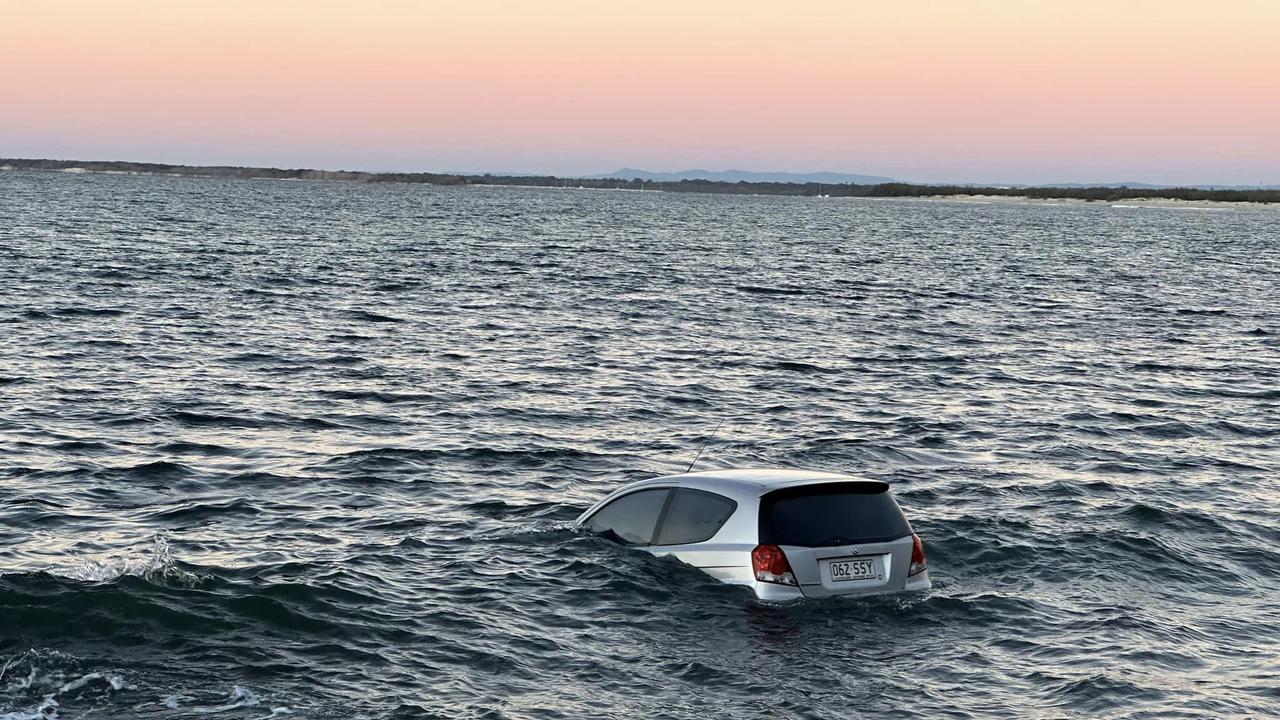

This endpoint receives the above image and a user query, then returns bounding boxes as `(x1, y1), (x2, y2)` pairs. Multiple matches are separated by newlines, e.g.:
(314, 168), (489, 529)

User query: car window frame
(651, 487), (739, 547)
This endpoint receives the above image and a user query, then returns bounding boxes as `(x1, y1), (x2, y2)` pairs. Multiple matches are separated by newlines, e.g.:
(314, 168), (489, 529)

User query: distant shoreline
(914, 193), (1280, 211)
(4, 157), (1278, 204)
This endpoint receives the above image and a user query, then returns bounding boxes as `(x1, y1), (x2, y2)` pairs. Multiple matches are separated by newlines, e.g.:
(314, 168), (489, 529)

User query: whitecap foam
(150, 687), (287, 716)
(0, 650), (127, 720)
(54, 535), (199, 585)
(56, 672), (124, 695)
(161, 693), (194, 709)
(181, 685), (271, 715)
(0, 696), (58, 720)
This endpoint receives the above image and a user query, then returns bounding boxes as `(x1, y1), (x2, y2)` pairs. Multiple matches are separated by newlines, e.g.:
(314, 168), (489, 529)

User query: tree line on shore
(5, 158), (1277, 204)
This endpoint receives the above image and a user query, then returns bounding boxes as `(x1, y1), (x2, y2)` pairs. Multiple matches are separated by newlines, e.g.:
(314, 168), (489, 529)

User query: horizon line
(2, 156), (1276, 190)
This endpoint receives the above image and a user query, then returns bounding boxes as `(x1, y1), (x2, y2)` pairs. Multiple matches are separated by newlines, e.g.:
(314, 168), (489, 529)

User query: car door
(648, 488), (751, 583)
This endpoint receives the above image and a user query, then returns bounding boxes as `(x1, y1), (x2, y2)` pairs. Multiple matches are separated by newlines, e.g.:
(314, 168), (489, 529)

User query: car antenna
(685, 418), (725, 473)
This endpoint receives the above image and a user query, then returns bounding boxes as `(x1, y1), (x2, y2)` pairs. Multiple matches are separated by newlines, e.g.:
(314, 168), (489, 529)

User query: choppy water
(2, 170), (1278, 719)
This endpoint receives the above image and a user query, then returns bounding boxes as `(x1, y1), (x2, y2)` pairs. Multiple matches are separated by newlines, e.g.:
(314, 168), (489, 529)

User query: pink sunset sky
(3, 0), (1278, 185)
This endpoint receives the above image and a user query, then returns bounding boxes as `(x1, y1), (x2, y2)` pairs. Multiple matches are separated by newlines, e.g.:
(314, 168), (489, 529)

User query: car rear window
(654, 488), (737, 546)
(759, 482), (911, 546)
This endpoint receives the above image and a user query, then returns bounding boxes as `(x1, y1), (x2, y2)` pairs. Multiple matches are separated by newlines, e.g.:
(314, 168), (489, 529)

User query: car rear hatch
(758, 481), (915, 598)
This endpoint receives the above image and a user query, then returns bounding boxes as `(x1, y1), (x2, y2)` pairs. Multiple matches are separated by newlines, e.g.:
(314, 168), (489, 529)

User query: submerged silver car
(576, 468), (931, 601)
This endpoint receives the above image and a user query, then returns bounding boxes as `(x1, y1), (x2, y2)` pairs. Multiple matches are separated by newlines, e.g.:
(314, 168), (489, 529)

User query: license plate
(828, 557), (877, 582)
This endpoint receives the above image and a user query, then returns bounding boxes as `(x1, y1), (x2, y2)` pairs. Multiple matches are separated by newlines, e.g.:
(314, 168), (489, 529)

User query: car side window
(654, 488), (738, 546)
(583, 489), (671, 546)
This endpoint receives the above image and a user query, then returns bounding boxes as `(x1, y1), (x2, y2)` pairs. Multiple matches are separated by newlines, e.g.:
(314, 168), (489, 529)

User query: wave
(8, 535), (200, 585)
(319, 445), (607, 472)
(0, 650), (127, 720)
(0, 649), (286, 720)
(734, 284), (810, 296)
(342, 310), (404, 323)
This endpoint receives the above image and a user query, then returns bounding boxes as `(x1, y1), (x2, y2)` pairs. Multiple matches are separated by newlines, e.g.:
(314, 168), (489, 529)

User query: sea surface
(1, 170), (1278, 719)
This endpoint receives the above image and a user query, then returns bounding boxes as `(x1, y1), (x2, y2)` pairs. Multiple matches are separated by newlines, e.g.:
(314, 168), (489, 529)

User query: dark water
(2, 170), (1278, 719)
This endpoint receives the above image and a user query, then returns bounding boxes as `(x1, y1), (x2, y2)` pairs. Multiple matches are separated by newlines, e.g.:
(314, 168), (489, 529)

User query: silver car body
(575, 468), (932, 601)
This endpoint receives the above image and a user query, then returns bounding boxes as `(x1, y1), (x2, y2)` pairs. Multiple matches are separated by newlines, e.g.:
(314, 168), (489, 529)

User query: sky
(2, 0), (1278, 185)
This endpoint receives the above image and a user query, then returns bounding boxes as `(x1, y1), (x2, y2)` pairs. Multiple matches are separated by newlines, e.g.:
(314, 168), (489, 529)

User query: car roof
(640, 467), (883, 495)
(576, 467), (888, 524)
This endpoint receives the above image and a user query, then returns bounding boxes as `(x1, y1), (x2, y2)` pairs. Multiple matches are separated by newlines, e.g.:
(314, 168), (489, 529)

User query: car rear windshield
(759, 482), (912, 546)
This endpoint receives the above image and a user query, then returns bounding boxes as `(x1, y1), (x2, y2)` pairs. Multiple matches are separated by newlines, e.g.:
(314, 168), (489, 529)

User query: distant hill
(594, 168), (897, 185)
(4, 158), (1277, 203)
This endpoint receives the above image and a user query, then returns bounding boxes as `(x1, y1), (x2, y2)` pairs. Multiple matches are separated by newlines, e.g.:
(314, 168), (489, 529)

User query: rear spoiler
(760, 480), (890, 500)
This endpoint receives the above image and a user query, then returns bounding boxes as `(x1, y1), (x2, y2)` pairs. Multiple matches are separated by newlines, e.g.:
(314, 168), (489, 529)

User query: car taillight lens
(909, 533), (927, 576)
(752, 544), (797, 586)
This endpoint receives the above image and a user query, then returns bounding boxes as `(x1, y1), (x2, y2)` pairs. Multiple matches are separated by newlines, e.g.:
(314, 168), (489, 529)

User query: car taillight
(909, 533), (927, 576)
(752, 544), (797, 586)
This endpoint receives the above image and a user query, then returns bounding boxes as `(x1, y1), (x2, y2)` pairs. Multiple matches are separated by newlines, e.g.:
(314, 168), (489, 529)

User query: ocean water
(1, 170), (1278, 719)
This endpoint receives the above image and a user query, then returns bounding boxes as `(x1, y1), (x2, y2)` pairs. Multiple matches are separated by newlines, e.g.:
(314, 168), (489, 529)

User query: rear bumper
(749, 580), (807, 602)
(751, 569), (932, 601)
(904, 569), (932, 593)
